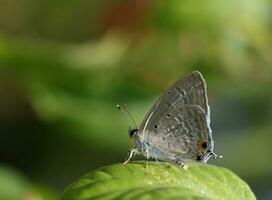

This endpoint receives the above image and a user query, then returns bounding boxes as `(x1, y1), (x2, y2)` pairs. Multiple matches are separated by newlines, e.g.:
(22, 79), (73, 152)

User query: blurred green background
(0, 0), (271, 199)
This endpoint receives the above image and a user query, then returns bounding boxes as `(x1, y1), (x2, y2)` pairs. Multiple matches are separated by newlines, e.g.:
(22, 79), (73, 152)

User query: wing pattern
(138, 71), (213, 160)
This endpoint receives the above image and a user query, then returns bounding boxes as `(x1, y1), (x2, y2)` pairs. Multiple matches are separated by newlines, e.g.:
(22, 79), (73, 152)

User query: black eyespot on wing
(201, 141), (208, 149)
(166, 114), (170, 118)
(154, 125), (158, 129)
(198, 140), (208, 151)
(129, 128), (138, 138)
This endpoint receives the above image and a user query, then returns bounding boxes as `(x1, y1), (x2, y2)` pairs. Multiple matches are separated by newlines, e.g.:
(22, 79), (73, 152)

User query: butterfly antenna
(117, 104), (138, 129)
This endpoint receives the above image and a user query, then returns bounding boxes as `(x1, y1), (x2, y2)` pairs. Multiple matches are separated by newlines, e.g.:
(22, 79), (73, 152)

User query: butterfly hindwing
(143, 103), (212, 160)
(138, 71), (213, 160)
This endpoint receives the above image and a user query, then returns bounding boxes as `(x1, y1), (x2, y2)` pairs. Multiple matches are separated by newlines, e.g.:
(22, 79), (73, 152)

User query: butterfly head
(128, 127), (142, 148)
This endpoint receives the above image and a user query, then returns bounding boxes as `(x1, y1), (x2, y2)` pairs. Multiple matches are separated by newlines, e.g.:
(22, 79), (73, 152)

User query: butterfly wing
(138, 71), (213, 160)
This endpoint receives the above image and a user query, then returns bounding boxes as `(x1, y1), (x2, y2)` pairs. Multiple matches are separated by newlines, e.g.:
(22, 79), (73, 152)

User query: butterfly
(122, 71), (222, 167)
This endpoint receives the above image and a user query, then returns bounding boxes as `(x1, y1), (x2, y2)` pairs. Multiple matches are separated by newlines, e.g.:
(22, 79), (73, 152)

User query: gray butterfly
(123, 71), (222, 167)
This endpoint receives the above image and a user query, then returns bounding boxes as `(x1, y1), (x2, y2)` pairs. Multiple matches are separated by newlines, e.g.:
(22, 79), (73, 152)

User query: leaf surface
(62, 161), (256, 200)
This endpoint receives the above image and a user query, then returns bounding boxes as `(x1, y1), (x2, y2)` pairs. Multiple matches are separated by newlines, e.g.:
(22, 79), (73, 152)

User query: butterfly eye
(129, 128), (138, 138)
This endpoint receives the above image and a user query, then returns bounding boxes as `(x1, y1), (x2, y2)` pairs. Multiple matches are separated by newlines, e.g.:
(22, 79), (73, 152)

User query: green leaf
(61, 161), (256, 200)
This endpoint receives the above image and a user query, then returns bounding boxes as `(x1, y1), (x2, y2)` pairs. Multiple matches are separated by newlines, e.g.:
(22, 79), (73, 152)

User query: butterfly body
(133, 138), (193, 165)
(125, 71), (221, 166)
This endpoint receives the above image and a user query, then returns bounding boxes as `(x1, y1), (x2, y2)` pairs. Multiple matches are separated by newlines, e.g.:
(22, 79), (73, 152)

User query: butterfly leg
(145, 148), (150, 160)
(123, 149), (136, 165)
(174, 159), (187, 169)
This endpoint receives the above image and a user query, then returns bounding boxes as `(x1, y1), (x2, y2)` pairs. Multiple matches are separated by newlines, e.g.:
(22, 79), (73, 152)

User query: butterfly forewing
(161, 71), (209, 115)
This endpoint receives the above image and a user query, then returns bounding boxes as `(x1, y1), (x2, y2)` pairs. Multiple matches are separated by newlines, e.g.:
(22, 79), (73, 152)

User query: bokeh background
(0, 0), (271, 199)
